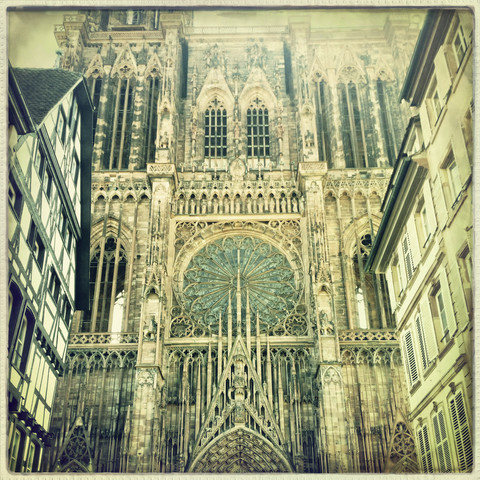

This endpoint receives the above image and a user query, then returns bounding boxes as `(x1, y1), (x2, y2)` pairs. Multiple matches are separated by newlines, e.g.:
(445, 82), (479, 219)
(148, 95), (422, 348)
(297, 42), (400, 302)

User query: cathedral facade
(44, 9), (426, 473)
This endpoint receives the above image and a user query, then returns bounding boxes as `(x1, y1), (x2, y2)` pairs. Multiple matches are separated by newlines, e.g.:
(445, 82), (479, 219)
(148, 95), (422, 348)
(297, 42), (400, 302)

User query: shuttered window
(402, 233), (414, 281)
(432, 409), (452, 473)
(415, 314), (430, 370)
(402, 330), (418, 388)
(449, 390), (473, 472)
(417, 424), (434, 473)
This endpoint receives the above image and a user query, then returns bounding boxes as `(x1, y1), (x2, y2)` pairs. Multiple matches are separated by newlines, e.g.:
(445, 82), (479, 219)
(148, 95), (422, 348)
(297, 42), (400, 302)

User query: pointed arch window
(338, 81), (367, 168)
(144, 75), (161, 164)
(88, 76), (103, 139)
(104, 76), (135, 170)
(314, 77), (331, 166)
(88, 237), (127, 332)
(247, 97), (270, 159)
(376, 79), (397, 165)
(204, 98), (227, 159)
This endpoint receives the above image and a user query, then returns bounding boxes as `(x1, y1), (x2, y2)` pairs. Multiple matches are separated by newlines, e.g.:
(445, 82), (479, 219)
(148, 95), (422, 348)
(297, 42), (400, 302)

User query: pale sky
(8, 8), (426, 68)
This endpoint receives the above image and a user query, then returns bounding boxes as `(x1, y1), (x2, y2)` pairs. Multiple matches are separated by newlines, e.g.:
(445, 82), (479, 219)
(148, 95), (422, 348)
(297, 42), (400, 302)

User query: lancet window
(104, 76), (135, 170)
(87, 237), (127, 332)
(247, 97), (270, 159)
(144, 76), (161, 164)
(313, 77), (331, 166)
(204, 98), (227, 159)
(89, 76), (102, 138)
(376, 79), (398, 165)
(338, 82), (367, 168)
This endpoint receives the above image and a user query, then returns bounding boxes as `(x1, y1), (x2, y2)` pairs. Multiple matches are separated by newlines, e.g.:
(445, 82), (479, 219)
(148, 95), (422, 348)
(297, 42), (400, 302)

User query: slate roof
(12, 68), (83, 125)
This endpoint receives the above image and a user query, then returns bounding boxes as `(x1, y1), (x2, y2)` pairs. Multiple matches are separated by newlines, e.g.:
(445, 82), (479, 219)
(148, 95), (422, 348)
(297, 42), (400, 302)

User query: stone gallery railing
(69, 332), (139, 347)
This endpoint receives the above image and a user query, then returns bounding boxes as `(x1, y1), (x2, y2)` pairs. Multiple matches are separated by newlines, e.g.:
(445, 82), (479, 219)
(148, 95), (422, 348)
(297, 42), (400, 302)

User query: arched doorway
(188, 427), (293, 473)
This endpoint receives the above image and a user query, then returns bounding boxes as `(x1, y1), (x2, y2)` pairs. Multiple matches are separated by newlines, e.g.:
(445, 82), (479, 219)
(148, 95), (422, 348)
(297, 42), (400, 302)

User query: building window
(57, 107), (67, 145)
(62, 296), (72, 326)
(457, 245), (472, 317)
(24, 442), (36, 472)
(72, 151), (80, 184)
(453, 24), (468, 68)
(104, 77), (135, 170)
(443, 150), (462, 207)
(204, 99), (227, 159)
(429, 270), (457, 346)
(461, 107), (473, 165)
(427, 77), (442, 126)
(48, 268), (61, 304)
(449, 390), (473, 472)
(27, 221), (45, 270)
(8, 173), (23, 218)
(11, 309), (34, 373)
(402, 330), (419, 388)
(432, 409), (452, 473)
(8, 283), (23, 350)
(415, 197), (432, 248)
(338, 82), (367, 168)
(417, 424), (433, 473)
(9, 429), (23, 472)
(88, 237), (127, 332)
(313, 78), (331, 166)
(247, 97), (270, 159)
(144, 76), (160, 164)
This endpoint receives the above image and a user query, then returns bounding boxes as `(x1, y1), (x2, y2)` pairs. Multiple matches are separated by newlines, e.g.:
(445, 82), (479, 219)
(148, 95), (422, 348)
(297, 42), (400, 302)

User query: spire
(227, 292), (233, 354)
(236, 249), (242, 337)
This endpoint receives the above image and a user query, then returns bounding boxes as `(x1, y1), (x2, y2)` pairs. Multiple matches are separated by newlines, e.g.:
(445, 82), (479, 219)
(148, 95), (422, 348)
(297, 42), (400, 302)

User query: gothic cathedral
(46, 9), (425, 473)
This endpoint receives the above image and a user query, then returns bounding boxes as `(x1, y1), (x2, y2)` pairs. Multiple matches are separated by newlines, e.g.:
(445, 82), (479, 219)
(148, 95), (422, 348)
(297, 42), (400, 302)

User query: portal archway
(188, 427), (293, 473)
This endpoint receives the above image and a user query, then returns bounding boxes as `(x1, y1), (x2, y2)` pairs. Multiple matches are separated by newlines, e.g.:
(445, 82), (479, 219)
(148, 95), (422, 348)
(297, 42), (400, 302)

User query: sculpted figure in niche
(257, 195), (264, 213)
(292, 195), (299, 213)
(280, 196), (287, 213)
(234, 196), (241, 214)
(246, 196), (253, 213)
(213, 196), (219, 214)
(143, 315), (157, 340)
(189, 197), (196, 215)
(224, 196), (230, 214)
(177, 196), (185, 214)
(269, 196), (275, 213)
(201, 197), (207, 214)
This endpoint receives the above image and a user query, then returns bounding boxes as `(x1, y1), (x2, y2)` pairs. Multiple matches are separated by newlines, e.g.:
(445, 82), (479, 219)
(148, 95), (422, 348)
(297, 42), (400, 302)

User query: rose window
(182, 236), (298, 329)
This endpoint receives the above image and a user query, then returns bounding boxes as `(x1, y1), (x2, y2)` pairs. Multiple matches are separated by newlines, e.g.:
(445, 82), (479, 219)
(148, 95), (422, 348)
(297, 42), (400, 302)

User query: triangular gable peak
(239, 66), (277, 112)
(336, 48), (366, 84)
(111, 45), (137, 78)
(196, 68), (235, 112)
(54, 416), (93, 472)
(373, 57), (396, 82)
(145, 52), (162, 78)
(85, 53), (104, 78)
(191, 335), (284, 458)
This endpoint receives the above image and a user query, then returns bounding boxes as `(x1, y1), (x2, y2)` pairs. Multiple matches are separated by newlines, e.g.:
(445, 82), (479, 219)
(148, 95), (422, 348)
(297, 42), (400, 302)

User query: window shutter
(434, 46), (452, 103)
(415, 314), (429, 370)
(423, 180), (437, 232)
(402, 233), (414, 281)
(439, 269), (457, 338)
(432, 174), (448, 230)
(402, 330), (418, 387)
(417, 424), (434, 473)
(407, 215), (421, 267)
(385, 268), (397, 310)
(433, 409), (452, 473)
(449, 390), (473, 472)
(419, 297), (438, 361)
